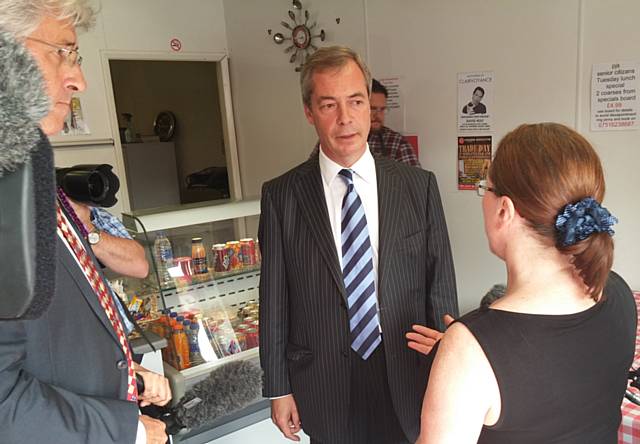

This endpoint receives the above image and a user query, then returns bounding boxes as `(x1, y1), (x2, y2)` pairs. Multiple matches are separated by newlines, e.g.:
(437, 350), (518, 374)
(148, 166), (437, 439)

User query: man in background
(368, 78), (421, 167)
(0, 1), (168, 442)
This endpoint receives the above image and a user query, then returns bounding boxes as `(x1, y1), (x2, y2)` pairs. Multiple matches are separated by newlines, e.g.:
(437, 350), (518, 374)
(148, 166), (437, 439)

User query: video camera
(56, 164), (120, 208)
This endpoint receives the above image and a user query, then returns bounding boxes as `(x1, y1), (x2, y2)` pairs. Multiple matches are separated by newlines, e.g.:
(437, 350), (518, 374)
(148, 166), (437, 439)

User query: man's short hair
(300, 45), (372, 108)
(0, 0), (95, 39)
(371, 78), (388, 98)
(473, 86), (485, 96)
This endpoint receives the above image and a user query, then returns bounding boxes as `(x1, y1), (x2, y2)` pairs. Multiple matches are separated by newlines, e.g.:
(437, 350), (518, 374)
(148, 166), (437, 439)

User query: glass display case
(110, 200), (305, 442)
(119, 199), (263, 398)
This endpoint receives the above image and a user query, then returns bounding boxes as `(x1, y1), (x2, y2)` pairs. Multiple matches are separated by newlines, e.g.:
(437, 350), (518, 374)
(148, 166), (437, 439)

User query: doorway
(107, 56), (240, 213)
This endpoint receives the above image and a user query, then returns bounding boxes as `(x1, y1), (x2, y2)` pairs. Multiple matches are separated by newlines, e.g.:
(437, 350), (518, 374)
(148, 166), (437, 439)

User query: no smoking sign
(170, 38), (182, 52)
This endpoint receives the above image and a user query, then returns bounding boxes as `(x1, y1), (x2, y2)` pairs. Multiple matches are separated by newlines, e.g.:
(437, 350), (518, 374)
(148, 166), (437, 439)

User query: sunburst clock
(271, 0), (326, 72)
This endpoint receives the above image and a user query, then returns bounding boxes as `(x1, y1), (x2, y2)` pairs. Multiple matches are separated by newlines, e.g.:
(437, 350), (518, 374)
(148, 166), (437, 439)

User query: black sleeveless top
(458, 272), (637, 444)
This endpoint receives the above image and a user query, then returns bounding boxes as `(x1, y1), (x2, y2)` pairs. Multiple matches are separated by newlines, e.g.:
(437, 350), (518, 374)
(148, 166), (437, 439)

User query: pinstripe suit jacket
(258, 155), (458, 442)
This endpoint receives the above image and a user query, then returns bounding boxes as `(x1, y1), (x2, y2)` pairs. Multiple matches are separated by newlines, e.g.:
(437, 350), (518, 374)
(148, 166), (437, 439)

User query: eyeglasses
(476, 179), (497, 197)
(370, 106), (387, 114)
(26, 37), (83, 66)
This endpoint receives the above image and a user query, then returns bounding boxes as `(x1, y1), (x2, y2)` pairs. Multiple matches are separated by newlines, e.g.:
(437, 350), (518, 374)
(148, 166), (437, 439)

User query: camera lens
(87, 171), (109, 201)
(55, 164), (120, 208)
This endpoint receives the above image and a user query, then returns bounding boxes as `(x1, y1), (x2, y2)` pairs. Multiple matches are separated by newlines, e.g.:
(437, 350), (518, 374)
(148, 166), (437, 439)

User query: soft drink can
(240, 238), (256, 266)
(226, 241), (242, 270)
(212, 244), (229, 272)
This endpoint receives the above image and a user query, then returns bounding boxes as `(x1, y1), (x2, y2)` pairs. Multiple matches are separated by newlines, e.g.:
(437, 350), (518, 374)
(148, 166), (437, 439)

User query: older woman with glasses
(416, 123), (636, 444)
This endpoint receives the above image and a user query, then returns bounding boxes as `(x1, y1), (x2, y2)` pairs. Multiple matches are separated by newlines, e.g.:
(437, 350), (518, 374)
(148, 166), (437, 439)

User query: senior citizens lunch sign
(591, 62), (639, 131)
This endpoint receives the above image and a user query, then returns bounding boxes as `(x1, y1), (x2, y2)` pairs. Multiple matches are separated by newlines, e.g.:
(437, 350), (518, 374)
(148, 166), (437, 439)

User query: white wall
(365, 0), (640, 312)
(578, 0), (640, 298)
(223, 0), (368, 199)
(52, 0), (228, 216)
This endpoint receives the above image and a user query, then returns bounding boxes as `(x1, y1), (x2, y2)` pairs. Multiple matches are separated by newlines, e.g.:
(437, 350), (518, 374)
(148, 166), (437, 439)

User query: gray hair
(300, 45), (371, 108)
(0, 0), (95, 39)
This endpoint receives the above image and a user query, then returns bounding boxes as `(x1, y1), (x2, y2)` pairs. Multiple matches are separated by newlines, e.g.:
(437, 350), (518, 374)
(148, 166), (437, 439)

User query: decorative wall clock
(271, 0), (326, 72)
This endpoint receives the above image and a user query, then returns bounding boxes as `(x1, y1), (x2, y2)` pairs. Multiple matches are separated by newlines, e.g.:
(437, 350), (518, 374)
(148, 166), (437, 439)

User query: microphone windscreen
(22, 132), (56, 319)
(175, 360), (263, 430)
(0, 132), (56, 320)
(0, 30), (49, 176)
(0, 29), (55, 319)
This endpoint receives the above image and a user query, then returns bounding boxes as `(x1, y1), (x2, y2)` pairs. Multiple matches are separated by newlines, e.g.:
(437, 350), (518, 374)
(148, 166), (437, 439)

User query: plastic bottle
(153, 231), (174, 289)
(159, 316), (176, 366)
(191, 237), (208, 275)
(171, 323), (190, 370)
(186, 323), (205, 366)
(121, 113), (134, 143)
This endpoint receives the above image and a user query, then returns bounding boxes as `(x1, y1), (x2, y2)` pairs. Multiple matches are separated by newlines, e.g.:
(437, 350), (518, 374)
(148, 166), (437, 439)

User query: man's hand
(406, 314), (455, 356)
(139, 414), (167, 444)
(271, 394), (302, 441)
(134, 363), (172, 407)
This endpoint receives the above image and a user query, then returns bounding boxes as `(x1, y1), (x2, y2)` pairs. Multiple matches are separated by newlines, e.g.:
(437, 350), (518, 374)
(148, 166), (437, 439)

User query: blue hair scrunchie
(555, 197), (618, 247)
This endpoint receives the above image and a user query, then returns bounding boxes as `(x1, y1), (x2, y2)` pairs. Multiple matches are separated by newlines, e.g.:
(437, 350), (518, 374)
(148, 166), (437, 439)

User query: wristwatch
(87, 229), (101, 245)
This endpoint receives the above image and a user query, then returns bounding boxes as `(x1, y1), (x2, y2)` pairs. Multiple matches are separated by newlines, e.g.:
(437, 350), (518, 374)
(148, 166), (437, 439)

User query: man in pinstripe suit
(259, 46), (458, 444)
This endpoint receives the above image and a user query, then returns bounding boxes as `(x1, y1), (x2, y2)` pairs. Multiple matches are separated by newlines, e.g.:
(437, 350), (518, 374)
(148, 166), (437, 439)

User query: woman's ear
(497, 195), (517, 227)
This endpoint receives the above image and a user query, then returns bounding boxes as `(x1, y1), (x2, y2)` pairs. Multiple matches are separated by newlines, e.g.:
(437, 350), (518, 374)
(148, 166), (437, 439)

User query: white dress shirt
(318, 144), (380, 299)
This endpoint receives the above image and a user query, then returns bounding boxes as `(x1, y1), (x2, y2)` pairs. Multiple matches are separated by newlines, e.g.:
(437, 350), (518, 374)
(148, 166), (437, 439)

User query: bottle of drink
(159, 317), (176, 367)
(153, 231), (174, 289)
(191, 237), (208, 275)
(171, 323), (190, 370)
(186, 323), (205, 366)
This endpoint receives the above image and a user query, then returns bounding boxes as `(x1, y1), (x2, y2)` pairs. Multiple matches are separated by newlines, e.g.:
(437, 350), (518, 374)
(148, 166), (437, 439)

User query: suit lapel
(376, 159), (404, 302)
(57, 233), (121, 345)
(294, 158), (346, 301)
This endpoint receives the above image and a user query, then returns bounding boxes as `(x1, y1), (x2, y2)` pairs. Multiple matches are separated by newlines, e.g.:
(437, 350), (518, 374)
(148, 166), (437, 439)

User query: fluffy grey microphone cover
(175, 359), (263, 430)
(0, 30), (50, 176)
(0, 29), (56, 319)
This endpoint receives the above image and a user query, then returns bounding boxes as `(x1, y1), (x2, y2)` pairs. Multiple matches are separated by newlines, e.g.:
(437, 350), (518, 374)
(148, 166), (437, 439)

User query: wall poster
(458, 71), (494, 133)
(591, 62), (639, 131)
(457, 136), (492, 191)
(60, 97), (91, 136)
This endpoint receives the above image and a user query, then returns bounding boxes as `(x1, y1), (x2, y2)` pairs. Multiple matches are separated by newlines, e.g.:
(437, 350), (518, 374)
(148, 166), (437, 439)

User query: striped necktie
(339, 169), (381, 360)
(56, 206), (138, 402)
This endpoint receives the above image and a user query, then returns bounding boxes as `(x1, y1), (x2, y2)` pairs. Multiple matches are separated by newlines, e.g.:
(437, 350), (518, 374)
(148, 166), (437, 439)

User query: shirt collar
(319, 143), (376, 187)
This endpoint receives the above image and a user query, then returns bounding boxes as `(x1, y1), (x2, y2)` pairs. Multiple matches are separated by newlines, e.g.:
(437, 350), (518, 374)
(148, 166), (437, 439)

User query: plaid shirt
(90, 207), (135, 333)
(310, 126), (421, 167)
(91, 207), (133, 239)
(368, 126), (421, 167)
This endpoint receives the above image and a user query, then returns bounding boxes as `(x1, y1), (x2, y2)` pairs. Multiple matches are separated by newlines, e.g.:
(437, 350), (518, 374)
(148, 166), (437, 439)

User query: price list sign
(591, 62), (639, 131)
